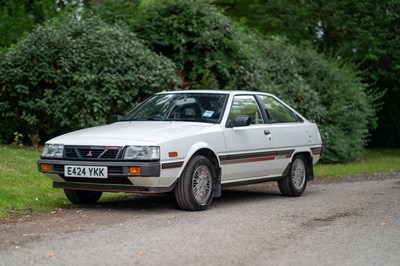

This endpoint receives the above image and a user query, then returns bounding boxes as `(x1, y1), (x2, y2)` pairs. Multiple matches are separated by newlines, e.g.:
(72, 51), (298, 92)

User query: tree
(216, 0), (400, 147)
(88, 0), (140, 25)
(131, 0), (248, 89)
(0, 0), (68, 50)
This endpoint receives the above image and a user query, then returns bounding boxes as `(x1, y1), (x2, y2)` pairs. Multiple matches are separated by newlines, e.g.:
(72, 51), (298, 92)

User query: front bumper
(37, 159), (176, 193)
(38, 159), (161, 177)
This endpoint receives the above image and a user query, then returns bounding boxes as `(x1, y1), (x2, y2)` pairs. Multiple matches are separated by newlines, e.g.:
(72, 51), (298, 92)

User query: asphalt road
(1, 173), (399, 266)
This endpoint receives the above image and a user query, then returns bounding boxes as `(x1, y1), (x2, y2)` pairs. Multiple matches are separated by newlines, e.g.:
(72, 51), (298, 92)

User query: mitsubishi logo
(86, 150), (93, 157)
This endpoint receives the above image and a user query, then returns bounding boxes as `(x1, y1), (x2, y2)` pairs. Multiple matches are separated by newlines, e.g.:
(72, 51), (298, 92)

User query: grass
(0, 146), (399, 218)
(0, 145), (125, 219)
(0, 146), (67, 218)
(314, 149), (400, 177)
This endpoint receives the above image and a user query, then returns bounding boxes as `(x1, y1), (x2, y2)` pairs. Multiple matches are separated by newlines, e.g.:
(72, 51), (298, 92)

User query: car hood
(47, 121), (219, 146)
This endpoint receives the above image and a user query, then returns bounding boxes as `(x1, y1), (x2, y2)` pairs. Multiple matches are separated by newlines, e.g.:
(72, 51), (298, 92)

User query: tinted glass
(124, 93), (227, 123)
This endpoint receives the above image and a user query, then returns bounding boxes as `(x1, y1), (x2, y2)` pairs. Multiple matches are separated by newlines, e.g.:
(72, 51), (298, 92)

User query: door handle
(264, 130), (271, 135)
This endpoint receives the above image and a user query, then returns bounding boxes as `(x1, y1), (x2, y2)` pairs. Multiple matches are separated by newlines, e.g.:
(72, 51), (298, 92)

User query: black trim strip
(311, 147), (323, 156)
(222, 151), (276, 161)
(219, 149), (295, 165)
(220, 155), (275, 165)
(276, 149), (295, 156)
(162, 161), (184, 169)
(276, 149), (295, 159)
(222, 176), (283, 187)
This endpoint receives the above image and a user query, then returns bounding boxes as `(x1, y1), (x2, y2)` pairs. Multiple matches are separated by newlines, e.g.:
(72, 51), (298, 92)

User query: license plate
(64, 165), (108, 178)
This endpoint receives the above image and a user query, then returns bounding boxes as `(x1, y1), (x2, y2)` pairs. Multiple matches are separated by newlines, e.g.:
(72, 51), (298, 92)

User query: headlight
(124, 146), (160, 160)
(41, 144), (64, 158)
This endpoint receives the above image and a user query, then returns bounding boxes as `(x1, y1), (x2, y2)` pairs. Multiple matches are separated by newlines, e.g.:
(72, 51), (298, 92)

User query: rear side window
(259, 95), (297, 123)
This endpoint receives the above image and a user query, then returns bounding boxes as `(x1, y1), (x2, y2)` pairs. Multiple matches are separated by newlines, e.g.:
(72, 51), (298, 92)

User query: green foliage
(0, 0), (378, 163)
(0, 14), (178, 143)
(88, 0), (140, 25)
(132, 0), (247, 89)
(0, 0), (63, 50)
(296, 0), (400, 147)
(216, 0), (400, 147)
(237, 34), (377, 163)
(215, 0), (314, 42)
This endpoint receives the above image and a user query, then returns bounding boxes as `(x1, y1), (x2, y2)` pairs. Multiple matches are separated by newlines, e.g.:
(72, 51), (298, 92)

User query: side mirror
(227, 115), (251, 128)
(110, 115), (123, 123)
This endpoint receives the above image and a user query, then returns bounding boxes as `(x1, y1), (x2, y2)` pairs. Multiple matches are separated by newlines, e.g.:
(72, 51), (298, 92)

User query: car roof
(157, 90), (274, 96)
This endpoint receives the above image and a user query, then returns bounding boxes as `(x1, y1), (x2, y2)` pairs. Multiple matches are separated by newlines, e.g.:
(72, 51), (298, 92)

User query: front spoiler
(53, 181), (175, 194)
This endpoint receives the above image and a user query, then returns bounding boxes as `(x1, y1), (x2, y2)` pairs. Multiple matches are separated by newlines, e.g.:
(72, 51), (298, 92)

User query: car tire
(174, 155), (215, 211)
(64, 189), (103, 204)
(278, 154), (308, 197)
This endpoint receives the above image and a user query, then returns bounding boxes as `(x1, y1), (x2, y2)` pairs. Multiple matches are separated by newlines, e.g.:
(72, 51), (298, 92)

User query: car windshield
(124, 93), (228, 123)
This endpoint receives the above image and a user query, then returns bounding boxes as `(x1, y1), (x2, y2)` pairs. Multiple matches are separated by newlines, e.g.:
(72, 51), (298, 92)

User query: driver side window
(228, 95), (264, 124)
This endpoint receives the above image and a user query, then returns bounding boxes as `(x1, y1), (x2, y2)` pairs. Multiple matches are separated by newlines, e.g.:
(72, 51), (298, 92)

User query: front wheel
(278, 154), (308, 197)
(174, 155), (215, 211)
(64, 189), (103, 204)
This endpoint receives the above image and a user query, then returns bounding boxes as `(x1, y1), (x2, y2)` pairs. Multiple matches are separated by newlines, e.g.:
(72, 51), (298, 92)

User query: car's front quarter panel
(153, 125), (225, 187)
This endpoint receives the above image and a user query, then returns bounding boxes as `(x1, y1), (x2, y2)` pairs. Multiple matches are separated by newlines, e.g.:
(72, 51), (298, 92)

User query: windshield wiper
(145, 115), (165, 121)
(125, 115), (165, 121)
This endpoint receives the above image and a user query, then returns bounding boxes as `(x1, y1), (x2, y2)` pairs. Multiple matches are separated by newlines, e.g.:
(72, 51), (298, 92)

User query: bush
(0, 14), (178, 144)
(241, 35), (377, 163)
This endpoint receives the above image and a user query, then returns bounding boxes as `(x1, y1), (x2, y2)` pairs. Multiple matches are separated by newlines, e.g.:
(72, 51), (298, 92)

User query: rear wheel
(64, 189), (102, 204)
(278, 154), (308, 197)
(174, 155), (215, 211)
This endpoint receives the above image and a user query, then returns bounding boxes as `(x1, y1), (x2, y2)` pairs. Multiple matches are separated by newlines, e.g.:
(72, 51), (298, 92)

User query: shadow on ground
(87, 183), (284, 213)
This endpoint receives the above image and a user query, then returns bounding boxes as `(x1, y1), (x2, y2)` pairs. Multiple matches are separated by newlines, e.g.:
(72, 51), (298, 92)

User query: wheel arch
(177, 143), (222, 197)
(292, 151), (314, 181)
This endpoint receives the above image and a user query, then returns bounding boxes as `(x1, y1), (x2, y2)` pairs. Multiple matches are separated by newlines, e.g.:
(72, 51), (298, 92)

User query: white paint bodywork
(42, 90), (322, 190)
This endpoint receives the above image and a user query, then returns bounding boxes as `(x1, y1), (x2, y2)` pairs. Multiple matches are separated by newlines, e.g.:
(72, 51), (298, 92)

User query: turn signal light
(40, 164), (51, 171)
(169, 152), (178, 157)
(129, 166), (141, 175)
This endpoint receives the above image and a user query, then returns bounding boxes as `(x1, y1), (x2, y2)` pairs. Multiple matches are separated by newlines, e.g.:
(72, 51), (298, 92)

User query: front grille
(54, 164), (64, 171)
(65, 148), (78, 158)
(108, 166), (124, 174)
(64, 146), (122, 160)
(101, 150), (119, 159)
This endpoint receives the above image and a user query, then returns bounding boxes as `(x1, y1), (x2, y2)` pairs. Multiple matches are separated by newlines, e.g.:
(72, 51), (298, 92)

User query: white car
(38, 90), (323, 211)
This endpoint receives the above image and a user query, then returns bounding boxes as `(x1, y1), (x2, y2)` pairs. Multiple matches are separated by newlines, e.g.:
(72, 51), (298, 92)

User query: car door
(257, 95), (308, 174)
(221, 94), (277, 182)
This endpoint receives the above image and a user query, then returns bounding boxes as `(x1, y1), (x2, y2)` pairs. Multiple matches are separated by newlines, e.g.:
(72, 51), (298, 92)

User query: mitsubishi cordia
(38, 90), (323, 211)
